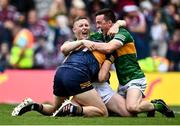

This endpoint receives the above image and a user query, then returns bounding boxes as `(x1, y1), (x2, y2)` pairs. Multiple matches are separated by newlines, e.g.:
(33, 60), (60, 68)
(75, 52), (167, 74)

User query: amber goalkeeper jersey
(89, 32), (106, 66)
(90, 28), (145, 85)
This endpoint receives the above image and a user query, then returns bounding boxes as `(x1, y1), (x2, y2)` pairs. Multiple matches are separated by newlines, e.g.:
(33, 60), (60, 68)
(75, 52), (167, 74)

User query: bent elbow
(105, 42), (120, 53)
(98, 75), (107, 83)
(98, 78), (105, 83)
(60, 45), (65, 52)
(60, 46), (68, 55)
(106, 47), (113, 53)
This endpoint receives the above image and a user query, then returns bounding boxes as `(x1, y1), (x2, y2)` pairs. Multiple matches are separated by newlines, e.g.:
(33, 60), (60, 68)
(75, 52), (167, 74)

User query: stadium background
(0, 0), (179, 106)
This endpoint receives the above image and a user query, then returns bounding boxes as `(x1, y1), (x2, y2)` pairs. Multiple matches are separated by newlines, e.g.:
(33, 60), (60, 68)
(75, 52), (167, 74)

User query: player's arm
(98, 54), (115, 82)
(82, 39), (123, 53)
(98, 60), (111, 83)
(60, 40), (83, 56)
(95, 20), (126, 52)
(94, 39), (122, 53)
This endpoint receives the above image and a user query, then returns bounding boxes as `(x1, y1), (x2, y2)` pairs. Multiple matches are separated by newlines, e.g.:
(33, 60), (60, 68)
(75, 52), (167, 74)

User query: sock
(31, 103), (43, 112)
(153, 103), (163, 112)
(71, 105), (83, 116)
(32, 103), (50, 116)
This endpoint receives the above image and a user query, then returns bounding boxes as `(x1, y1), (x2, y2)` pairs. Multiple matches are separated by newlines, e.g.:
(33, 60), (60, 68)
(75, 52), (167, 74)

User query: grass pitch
(0, 104), (180, 125)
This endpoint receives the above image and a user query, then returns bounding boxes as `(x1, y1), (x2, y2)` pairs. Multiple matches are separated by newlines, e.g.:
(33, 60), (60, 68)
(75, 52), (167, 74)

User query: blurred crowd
(0, 0), (179, 72)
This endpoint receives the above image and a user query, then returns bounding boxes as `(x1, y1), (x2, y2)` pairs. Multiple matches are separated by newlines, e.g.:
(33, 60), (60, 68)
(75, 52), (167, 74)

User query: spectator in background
(54, 15), (72, 49)
(47, 0), (71, 66)
(26, 9), (55, 59)
(166, 29), (180, 71)
(68, 0), (87, 28)
(0, 25), (12, 49)
(33, 36), (47, 69)
(53, 15), (73, 65)
(162, 3), (180, 37)
(9, 23), (34, 69)
(123, 4), (150, 60)
(33, 0), (52, 19)
(10, 0), (35, 14)
(26, 9), (49, 42)
(33, 35), (62, 69)
(33, 35), (58, 69)
(110, 0), (136, 20)
(85, 0), (109, 32)
(0, 0), (178, 71)
(47, 0), (71, 49)
(0, 0), (23, 27)
(139, 0), (154, 50)
(150, 10), (169, 57)
(0, 0), (24, 49)
(0, 42), (10, 72)
(86, 0), (108, 21)
(140, 0), (154, 23)
(47, 0), (67, 28)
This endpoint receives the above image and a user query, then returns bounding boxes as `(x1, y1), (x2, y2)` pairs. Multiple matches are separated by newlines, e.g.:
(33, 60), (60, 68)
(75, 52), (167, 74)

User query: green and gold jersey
(113, 28), (145, 85)
(91, 28), (145, 85)
(89, 32), (106, 66)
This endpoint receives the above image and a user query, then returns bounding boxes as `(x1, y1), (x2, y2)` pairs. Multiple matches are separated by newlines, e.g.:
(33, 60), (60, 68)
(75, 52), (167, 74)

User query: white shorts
(117, 77), (147, 98)
(93, 82), (115, 104)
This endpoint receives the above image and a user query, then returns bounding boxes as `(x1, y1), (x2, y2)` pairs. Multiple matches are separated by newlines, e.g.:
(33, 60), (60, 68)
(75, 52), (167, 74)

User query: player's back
(61, 50), (100, 82)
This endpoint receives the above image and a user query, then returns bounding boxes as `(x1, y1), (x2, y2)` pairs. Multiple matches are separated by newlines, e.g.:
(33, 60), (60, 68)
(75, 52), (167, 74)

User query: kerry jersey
(92, 28), (145, 85)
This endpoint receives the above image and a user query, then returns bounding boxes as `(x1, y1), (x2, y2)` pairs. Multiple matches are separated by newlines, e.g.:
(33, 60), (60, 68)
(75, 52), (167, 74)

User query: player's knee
(127, 104), (139, 113)
(99, 107), (108, 117)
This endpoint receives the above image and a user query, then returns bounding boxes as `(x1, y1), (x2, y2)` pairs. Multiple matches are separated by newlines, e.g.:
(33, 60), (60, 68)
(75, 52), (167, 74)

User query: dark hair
(95, 8), (116, 23)
(73, 16), (89, 24)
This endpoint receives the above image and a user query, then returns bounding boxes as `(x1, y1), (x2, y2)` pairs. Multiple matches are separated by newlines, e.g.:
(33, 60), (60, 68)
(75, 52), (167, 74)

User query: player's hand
(107, 20), (126, 36)
(82, 40), (95, 51)
(107, 24), (119, 36)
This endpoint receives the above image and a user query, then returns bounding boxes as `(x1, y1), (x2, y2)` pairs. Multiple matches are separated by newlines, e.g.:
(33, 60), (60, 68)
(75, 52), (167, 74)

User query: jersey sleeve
(113, 28), (134, 45)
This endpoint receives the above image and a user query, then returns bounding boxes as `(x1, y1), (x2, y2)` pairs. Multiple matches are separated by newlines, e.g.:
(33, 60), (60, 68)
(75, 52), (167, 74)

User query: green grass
(0, 104), (180, 125)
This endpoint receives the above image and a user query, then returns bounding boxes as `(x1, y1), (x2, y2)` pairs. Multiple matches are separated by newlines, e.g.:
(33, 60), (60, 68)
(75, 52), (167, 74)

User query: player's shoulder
(115, 27), (134, 42)
(118, 27), (130, 35)
(89, 32), (103, 41)
(90, 32), (102, 37)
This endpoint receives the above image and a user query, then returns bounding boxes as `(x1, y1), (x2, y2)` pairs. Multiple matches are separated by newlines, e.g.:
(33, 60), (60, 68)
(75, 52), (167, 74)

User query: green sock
(153, 103), (163, 112)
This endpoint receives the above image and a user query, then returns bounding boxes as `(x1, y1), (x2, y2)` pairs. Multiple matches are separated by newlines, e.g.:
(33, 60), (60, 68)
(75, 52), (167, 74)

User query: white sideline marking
(174, 111), (180, 114)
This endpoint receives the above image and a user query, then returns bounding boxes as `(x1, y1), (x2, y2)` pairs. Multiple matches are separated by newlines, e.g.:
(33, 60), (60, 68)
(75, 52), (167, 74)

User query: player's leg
(52, 68), (108, 117)
(11, 95), (67, 116)
(125, 78), (175, 117)
(148, 99), (175, 117)
(126, 88), (154, 113)
(40, 95), (67, 115)
(74, 89), (108, 117)
(106, 93), (133, 117)
(94, 82), (132, 117)
(117, 78), (153, 113)
(12, 66), (69, 116)
(12, 98), (37, 116)
(53, 89), (108, 117)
